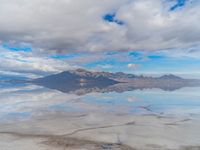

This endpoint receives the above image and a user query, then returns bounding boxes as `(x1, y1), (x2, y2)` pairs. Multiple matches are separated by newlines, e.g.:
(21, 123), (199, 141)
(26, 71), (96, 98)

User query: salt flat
(0, 84), (200, 150)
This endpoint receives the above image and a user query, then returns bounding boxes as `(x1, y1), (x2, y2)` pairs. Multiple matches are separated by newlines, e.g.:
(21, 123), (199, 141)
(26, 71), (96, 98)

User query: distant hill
(158, 74), (183, 80)
(28, 69), (200, 95)
(34, 68), (184, 82)
(32, 69), (118, 87)
(31, 68), (195, 84)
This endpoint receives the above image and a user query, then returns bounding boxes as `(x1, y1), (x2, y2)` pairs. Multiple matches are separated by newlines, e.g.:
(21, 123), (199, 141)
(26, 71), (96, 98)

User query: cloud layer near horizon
(1, 0), (200, 78)
(0, 0), (200, 53)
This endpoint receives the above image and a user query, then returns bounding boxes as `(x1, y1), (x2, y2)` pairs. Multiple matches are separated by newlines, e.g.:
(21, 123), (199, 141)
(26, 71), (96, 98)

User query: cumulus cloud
(1, 0), (200, 78)
(0, 0), (199, 53)
(0, 47), (77, 78)
(127, 63), (141, 69)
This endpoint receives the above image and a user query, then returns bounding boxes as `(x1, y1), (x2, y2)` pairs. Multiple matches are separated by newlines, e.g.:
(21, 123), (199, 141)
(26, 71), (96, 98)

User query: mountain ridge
(54, 68), (184, 81)
(28, 68), (200, 95)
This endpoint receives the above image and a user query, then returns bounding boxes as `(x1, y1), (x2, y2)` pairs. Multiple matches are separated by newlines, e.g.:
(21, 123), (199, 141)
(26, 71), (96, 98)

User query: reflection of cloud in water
(0, 83), (200, 122)
(127, 96), (139, 102)
(0, 84), (200, 149)
(0, 84), (81, 121)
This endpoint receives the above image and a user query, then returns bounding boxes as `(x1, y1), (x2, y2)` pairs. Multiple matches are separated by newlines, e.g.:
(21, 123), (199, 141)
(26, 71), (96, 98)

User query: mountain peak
(30, 69), (200, 95)
(159, 74), (182, 80)
(69, 68), (92, 77)
(75, 68), (89, 72)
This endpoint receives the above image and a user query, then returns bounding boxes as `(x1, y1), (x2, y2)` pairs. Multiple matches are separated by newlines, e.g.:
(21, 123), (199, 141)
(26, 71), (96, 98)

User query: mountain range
(29, 69), (200, 95)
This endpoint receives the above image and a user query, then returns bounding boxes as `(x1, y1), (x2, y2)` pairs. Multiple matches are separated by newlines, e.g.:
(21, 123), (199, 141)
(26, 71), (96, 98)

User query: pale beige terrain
(0, 112), (200, 150)
(0, 85), (200, 150)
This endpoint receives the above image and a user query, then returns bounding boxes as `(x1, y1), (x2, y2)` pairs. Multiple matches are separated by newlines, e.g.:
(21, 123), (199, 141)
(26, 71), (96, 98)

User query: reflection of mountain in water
(31, 69), (200, 95)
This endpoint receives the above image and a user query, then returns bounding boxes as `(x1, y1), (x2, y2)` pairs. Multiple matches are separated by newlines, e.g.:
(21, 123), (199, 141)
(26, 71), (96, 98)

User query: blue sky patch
(106, 51), (119, 56)
(51, 53), (81, 59)
(148, 55), (165, 60)
(2, 44), (32, 52)
(129, 52), (143, 58)
(170, 0), (186, 11)
(103, 13), (124, 25)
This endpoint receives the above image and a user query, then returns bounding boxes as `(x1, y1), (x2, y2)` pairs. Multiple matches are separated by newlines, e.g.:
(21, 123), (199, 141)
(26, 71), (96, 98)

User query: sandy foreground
(0, 112), (200, 150)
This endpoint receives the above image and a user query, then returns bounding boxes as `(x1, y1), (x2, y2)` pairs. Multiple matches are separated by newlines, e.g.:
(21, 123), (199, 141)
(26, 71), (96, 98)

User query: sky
(0, 0), (200, 79)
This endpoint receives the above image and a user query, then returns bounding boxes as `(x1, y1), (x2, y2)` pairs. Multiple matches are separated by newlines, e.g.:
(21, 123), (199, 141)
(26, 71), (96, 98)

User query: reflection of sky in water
(49, 103), (87, 113)
(1, 112), (31, 121)
(0, 83), (200, 122)
(82, 88), (200, 115)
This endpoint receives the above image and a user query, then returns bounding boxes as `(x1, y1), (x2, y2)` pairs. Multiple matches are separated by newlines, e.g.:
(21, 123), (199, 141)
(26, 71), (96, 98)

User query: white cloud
(0, 47), (76, 78)
(1, 0), (200, 77)
(0, 0), (199, 53)
(127, 63), (140, 69)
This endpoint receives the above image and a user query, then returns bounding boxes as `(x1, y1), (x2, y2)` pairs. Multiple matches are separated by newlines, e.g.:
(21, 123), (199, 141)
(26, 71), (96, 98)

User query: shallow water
(0, 83), (200, 149)
(0, 83), (200, 121)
